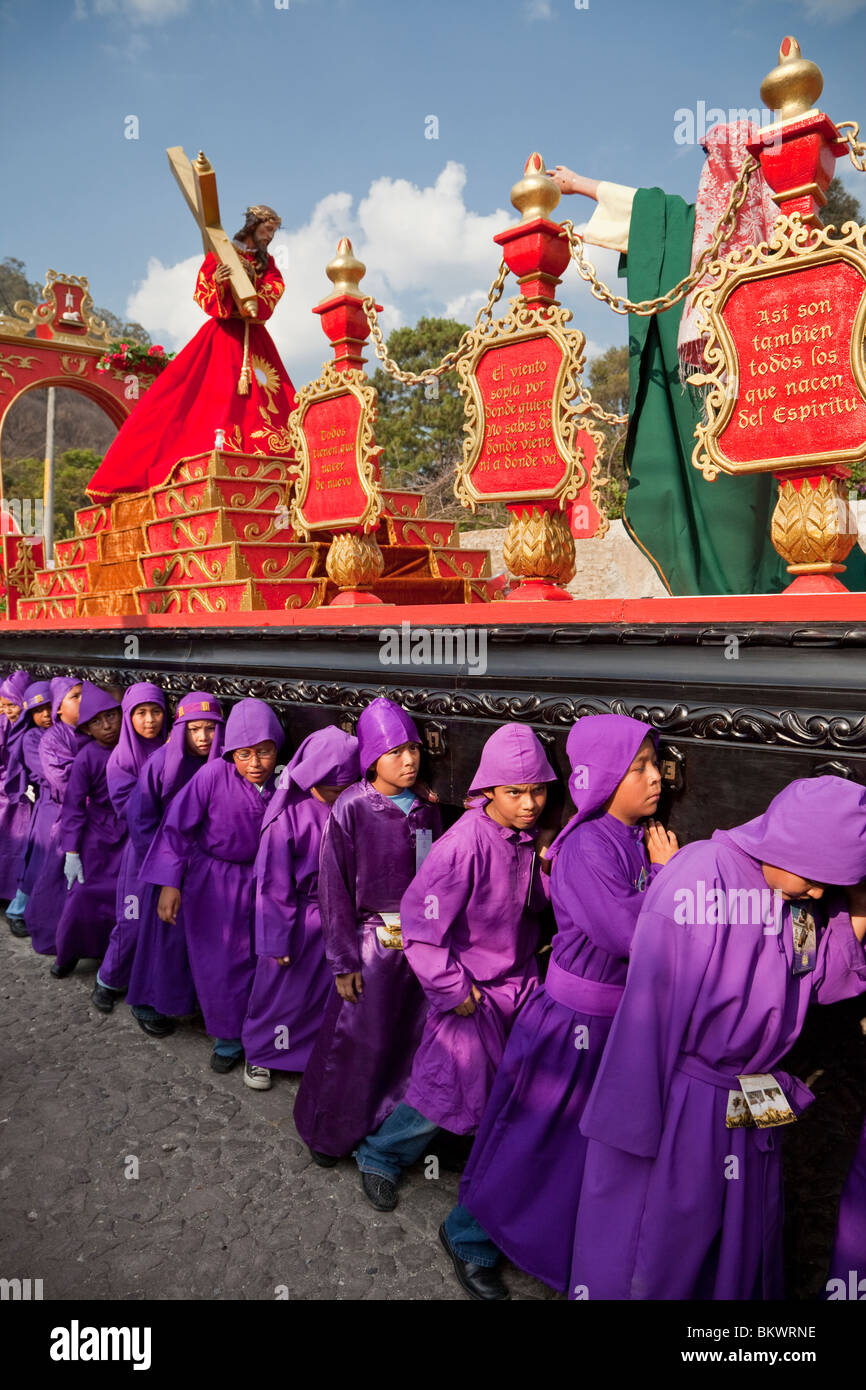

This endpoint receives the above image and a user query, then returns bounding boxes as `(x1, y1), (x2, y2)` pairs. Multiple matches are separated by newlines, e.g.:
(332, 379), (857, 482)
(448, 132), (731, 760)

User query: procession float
(1, 37), (864, 1293)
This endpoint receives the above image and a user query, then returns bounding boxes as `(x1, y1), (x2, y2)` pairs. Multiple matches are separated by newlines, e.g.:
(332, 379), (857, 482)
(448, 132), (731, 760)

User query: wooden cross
(167, 146), (259, 317)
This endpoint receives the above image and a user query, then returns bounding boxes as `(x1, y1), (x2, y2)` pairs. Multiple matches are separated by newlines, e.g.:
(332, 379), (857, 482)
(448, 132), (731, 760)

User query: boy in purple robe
(0, 669), (32, 903)
(24, 678), (83, 956)
(355, 722), (558, 1302)
(293, 697), (442, 1164)
(140, 697), (283, 1073)
(571, 775), (866, 1300)
(3, 681), (53, 932)
(241, 726), (360, 1090)
(826, 1114), (866, 1297)
(91, 682), (167, 1013)
(52, 683), (125, 979)
(462, 714), (679, 1294)
(125, 692), (224, 1037)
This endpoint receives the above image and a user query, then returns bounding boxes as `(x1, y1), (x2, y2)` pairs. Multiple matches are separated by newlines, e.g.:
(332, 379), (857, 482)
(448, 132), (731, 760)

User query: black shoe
(6, 916), (29, 938)
(360, 1170), (398, 1212)
(90, 982), (123, 1013)
(210, 1050), (242, 1073)
(438, 1223), (509, 1301)
(310, 1149), (339, 1168)
(50, 957), (79, 979)
(136, 1015), (176, 1038)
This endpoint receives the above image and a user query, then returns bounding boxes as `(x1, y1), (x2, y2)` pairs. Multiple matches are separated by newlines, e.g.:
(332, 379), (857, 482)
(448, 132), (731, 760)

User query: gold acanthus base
(502, 505), (576, 586)
(770, 473), (858, 577)
(325, 529), (386, 592)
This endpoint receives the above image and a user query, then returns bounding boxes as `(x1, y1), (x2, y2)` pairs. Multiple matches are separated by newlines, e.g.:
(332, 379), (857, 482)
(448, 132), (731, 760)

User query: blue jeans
(356, 1102), (499, 1266)
(213, 1037), (243, 1058)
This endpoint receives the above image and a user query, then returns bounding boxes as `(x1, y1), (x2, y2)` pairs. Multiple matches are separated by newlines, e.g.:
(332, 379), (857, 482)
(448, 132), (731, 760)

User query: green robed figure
(552, 121), (866, 597)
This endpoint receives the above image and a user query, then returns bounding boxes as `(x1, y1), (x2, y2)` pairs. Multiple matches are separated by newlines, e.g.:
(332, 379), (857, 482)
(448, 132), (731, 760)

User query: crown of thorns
(245, 205), (281, 226)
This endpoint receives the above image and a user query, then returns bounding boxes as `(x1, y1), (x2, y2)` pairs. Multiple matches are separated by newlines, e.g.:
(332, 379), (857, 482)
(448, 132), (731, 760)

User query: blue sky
(2, 0), (865, 383)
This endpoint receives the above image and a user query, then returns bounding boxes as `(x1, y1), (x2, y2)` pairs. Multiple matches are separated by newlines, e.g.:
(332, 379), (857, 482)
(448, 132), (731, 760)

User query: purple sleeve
(41, 731), (79, 801)
(317, 805), (361, 976)
(811, 894), (866, 1004)
(107, 763), (139, 818)
(579, 902), (713, 1158)
(402, 836), (473, 1010)
(254, 813), (298, 958)
(552, 835), (651, 960)
(59, 748), (92, 854)
(126, 757), (166, 862)
(139, 769), (209, 890)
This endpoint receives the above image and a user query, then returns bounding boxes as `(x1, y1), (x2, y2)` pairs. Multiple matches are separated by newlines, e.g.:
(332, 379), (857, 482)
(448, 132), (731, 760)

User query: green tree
(0, 255), (150, 344)
(821, 177), (863, 229)
(586, 344), (629, 519)
(2, 448), (102, 540)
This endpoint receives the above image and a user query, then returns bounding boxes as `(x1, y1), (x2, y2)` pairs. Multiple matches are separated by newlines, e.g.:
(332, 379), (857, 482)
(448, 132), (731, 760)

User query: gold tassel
(237, 318), (251, 396)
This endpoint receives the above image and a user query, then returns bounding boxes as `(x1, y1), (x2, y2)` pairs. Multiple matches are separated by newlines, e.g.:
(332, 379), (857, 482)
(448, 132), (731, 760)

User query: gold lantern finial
(193, 150), (213, 174)
(760, 37), (824, 121)
(510, 153), (561, 223)
(324, 237), (367, 299)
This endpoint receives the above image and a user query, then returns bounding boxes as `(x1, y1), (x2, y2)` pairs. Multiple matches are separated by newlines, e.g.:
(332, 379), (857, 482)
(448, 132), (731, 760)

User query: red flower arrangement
(96, 340), (174, 375)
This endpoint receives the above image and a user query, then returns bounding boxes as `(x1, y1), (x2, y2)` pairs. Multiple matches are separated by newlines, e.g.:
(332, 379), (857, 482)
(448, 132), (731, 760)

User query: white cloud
(76, 0), (190, 20)
(524, 0), (553, 18)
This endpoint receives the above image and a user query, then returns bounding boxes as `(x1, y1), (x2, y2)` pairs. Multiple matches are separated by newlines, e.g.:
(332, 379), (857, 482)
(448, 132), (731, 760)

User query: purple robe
(572, 776), (866, 1301)
(99, 682), (167, 991)
(54, 740), (127, 968)
(24, 717), (87, 954)
(17, 725), (50, 895)
(400, 805), (549, 1134)
(125, 691), (225, 1016)
(293, 780), (442, 1156)
(0, 670), (32, 899)
(140, 758), (275, 1038)
(462, 714), (658, 1290)
(242, 726), (360, 1071)
(828, 1113), (866, 1291)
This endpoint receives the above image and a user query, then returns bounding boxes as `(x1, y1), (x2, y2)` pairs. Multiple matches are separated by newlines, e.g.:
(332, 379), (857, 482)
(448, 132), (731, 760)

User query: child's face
(372, 741), (421, 795)
(232, 739), (277, 784)
(132, 702), (164, 739)
(484, 782), (548, 831)
(58, 684), (82, 726)
(311, 784), (345, 805)
(2, 700), (21, 722)
(184, 720), (217, 757)
(761, 865), (826, 901)
(32, 707), (52, 728)
(605, 736), (662, 826)
(84, 707), (122, 748)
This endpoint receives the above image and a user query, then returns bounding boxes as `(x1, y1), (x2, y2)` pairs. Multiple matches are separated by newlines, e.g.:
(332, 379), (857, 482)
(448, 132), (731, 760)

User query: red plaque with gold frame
(691, 219), (866, 480)
(454, 299), (590, 512)
(288, 360), (382, 538)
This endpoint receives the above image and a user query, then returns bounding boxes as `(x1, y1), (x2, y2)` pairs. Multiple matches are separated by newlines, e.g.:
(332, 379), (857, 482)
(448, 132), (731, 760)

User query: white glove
(64, 852), (85, 889)
(24, 785), (36, 803)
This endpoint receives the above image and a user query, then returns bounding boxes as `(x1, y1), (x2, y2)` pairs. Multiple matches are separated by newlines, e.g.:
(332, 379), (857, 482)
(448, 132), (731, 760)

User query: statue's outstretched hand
(549, 167), (600, 200)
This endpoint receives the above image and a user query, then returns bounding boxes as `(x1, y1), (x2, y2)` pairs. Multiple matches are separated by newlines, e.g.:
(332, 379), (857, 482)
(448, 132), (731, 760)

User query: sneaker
(210, 1050), (242, 1074)
(310, 1149), (339, 1168)
(243, 1061), (272, 1091)
(360, 1170), (398, 1211)
(135, 1015), (176, 1038)
(6, 916), (29, 938)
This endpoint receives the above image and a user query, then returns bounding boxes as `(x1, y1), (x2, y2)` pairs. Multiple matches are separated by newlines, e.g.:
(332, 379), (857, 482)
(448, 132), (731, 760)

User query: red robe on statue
(87, 249), (298, 498)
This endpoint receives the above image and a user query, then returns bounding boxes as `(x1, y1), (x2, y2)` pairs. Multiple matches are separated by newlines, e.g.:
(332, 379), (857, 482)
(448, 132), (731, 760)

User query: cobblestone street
(0, 926), (557, 1302)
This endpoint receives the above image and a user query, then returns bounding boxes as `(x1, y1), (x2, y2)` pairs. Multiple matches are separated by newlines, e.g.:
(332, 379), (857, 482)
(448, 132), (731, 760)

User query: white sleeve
(583, 180), (637, 253)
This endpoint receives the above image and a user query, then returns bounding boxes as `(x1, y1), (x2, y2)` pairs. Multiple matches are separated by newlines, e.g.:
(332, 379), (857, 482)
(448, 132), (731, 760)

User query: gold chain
(559, 154), (759, 317)
(837, 121), (866, 174)
(361, 262), (509, 386)
(576, 382), (628, 427)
